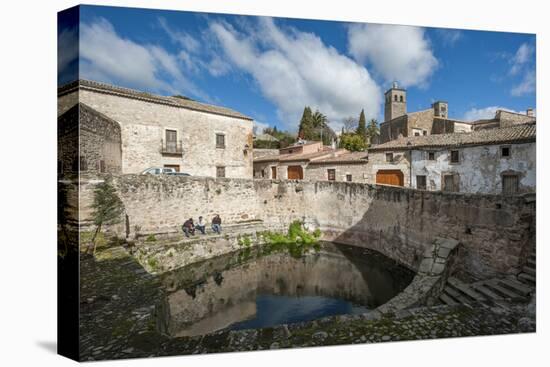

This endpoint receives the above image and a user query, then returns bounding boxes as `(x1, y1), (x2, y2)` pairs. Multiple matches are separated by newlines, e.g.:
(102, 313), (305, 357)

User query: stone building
(57, 79), (254, 178)
(58, 102), (122, 175)
(368, 122), (536, 194)
(253, 141), (368, 182)
(471, 109), (536, 131)
(379, 83), (473, 144)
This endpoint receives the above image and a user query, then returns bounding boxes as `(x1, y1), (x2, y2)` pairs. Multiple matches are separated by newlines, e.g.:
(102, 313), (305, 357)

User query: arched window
(394, 95), (398, 102)
(400, 95), (404, 102)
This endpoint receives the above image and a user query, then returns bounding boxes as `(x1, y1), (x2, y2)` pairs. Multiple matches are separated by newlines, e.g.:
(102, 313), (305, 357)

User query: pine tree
(356, 109), (367, 141)
(88, 178), (125, 254)
(298, 106), (313, 139)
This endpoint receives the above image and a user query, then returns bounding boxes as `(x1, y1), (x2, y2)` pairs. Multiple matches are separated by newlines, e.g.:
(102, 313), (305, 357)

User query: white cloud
(58, 26), (78, 75)
(436, 29), (462, 47)
(158, 17), (200, 53)
(462, 106), (519, 121)
(347, 24), (438, 88)
(509, 43), (534, 76)
(209, 18), (382, 130)
(79, 18), (208, 100)
(511, 69), (536, 96)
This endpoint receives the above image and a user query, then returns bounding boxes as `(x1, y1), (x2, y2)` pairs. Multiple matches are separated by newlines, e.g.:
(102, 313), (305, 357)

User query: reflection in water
(156, 242), (413, 337)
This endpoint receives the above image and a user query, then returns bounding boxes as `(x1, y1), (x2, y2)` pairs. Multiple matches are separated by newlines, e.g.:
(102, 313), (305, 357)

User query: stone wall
(58, 89), (253, 178)
(75, 175), (535, 280)
(497, 110), (535, 127)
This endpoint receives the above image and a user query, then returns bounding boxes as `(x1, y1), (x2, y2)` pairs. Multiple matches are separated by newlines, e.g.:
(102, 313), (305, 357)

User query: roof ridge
(58, 79), (253, 121)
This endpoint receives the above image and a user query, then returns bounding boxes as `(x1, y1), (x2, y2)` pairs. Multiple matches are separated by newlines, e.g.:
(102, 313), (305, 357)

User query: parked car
(141, 167), (176, 175)
(166, 172), (191, 177)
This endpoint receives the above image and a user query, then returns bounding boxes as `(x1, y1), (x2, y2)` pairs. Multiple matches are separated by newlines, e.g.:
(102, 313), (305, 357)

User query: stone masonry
(73, 175), (535, 280)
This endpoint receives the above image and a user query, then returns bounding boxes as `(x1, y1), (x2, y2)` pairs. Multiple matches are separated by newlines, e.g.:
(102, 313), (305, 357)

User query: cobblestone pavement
(79, 246), (535, 361)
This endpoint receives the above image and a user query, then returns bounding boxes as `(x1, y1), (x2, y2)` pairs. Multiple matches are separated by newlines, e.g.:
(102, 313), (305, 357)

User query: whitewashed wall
(411, 142), (536, 193)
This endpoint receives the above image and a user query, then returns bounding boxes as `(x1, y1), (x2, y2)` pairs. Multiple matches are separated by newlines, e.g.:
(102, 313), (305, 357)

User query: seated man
(182, 218), (195, 238)
(196, 216), (206, 235)
(211, 214), (222, 234)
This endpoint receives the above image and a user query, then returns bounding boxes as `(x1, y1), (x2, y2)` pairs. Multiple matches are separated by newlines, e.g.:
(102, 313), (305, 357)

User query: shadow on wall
(325, 184), (535, 281)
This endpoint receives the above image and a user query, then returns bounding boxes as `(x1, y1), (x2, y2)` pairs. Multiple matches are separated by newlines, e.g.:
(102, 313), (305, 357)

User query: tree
(366, 118), (380, 146)
(339, 133), (368, 152)
(298, 106), (314, 139)
(88, 178), (125, 255)
(341, 116), (358, 133)
(356, 109), (367, 141)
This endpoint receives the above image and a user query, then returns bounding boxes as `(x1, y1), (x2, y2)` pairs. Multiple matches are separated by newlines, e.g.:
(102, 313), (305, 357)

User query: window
(346, 174), (352, 182)
(80, 155), (88, 171)
(450, 150), (460, 163)
(386, 153), (394, 162)
(443, 174), (458, 192)
(271, 166), (277, 179)
(501, 146), (511, 158)
(165, 129), (177, 153)
(423, 130), (428, 136)
(428, 152), (435, 160)
(394, 95), (398, 101)
(414, 132), (420, 136)
(400, 95), (404, 102)
(327, 169), (336, 181)
(216, 166), (225, 178)
(416, 175), (427, 190)
(502, 175), (519, 194)
(216, 133), (225, 148)
(99, 160), (106, 173)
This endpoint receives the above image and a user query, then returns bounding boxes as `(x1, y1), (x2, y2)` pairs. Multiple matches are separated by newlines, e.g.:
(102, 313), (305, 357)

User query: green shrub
(145, 234), (157, 242)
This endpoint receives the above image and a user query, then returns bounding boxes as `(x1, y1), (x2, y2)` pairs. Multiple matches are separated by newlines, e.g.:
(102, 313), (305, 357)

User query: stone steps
(498, 278), (533, 297)
(441, 286), (472, 306)
(517, 250), (536, 286)
(518, 272), (536, 285)
(447, 277), (487, 303)
(471, 283), (504, 301)
(438, 293), (459, 306)
(483, 280), (525, 302)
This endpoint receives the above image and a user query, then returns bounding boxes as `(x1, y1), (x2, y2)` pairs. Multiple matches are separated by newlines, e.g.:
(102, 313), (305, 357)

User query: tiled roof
(308, 151), (368, 164)
(369, 123), (536, 151)
(254, 148), (348, 163)
(58, 79), (253, 121)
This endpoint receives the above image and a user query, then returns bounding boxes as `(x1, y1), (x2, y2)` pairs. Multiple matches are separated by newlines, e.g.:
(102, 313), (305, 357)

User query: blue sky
(58, 5), (536, 133)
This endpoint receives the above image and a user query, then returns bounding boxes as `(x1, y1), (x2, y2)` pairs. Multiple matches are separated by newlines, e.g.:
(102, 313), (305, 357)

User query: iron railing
(160, 139), (183, 155)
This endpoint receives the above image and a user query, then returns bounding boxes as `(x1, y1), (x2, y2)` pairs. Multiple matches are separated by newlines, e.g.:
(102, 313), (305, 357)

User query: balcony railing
(160, 140), (183, 155)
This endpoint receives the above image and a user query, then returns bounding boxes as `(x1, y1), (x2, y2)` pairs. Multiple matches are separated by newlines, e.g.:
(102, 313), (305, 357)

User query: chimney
(526, 108), (534, 117)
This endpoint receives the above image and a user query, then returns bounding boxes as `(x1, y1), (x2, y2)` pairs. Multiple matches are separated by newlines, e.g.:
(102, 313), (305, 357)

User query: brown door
(287, 165), (303, 180)
(376, 170), (404, 186)
(271, 166), (277, 179)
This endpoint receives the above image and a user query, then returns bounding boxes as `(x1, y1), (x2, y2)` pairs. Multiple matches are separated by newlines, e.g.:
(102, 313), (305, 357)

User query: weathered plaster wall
(411, 142), (536, 194)
(75, 175), (535, 280)
(58, 90), (253, 177)
(305, 163), (369, 183)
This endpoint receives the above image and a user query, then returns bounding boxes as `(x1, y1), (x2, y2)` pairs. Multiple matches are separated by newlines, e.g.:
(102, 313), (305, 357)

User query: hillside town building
(253, 141), (368, 182)
(57, 79), (254, 178)
(368, 122), (536, 194)
(378, 83), (535, 144)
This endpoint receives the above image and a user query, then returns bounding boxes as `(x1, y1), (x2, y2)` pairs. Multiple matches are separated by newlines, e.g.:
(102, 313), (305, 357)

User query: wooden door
(271, 166), (277, 179)
(376, 170), (404, 186)
(287, 165), (303, 180)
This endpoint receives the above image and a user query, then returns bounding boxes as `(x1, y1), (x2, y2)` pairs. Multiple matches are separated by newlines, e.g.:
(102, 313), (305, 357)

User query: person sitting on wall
(212, 214), (222, 234)
(182, 218), (195, 238)
(196, 216), (206, 235)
